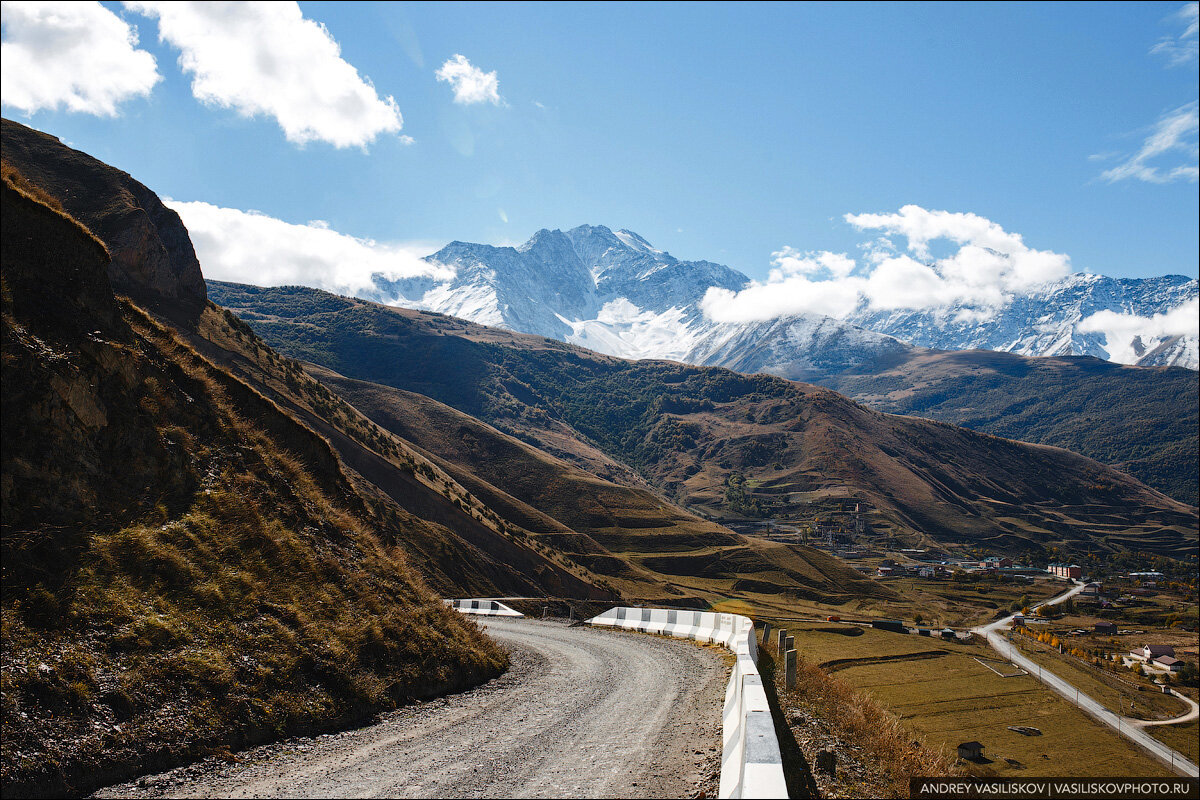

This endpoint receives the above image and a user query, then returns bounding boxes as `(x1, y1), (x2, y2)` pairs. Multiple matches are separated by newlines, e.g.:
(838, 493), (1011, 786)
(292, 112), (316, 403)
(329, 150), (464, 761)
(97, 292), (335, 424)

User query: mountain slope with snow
(362, 225), (1197, 374)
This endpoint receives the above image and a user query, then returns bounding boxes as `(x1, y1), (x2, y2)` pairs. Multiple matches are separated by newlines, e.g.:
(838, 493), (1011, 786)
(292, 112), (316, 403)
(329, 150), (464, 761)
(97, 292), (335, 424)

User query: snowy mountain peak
(363, 225), (1197, 374)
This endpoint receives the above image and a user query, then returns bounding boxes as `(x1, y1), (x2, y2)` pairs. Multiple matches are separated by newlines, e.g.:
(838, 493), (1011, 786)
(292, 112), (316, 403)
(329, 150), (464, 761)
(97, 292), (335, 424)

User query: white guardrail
(587, 607), (788, 800)
(445, 598), (524, 617)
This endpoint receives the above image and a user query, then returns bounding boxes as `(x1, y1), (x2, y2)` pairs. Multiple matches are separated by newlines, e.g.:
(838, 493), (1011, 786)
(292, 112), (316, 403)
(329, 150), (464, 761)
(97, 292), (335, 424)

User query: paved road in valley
(974, 581), (1199, 777)
(93, 618), (728, 799)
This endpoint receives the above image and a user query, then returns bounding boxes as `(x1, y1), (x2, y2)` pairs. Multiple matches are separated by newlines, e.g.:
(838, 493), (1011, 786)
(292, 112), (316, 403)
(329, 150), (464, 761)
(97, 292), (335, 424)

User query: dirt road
(93, 618), (728, 798)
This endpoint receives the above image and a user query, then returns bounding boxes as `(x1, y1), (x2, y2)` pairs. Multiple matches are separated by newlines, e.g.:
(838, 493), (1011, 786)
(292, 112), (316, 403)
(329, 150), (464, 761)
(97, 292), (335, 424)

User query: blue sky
(2, 1), (1198, 290)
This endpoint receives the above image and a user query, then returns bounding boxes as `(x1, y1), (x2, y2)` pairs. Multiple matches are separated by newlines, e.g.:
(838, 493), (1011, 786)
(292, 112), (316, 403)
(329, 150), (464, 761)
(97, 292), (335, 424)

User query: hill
(206, 281), (1198, 560)
(817, 349), (1200, 506)
(0, 167), (506, 797)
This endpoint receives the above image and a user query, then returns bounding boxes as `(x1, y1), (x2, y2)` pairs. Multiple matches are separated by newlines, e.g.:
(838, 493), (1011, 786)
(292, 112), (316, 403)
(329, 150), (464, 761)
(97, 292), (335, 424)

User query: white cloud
(700, 205), (1072, 324)
(1078, 298), (1200, 364)
(126, 1), (403, 148)
(1100, 101), (1199, 184)
(436, 54), (502, 105)
(0, 0), (160, 116)
(1151, 2), (1199, 66)
(169, 200), (453, 295)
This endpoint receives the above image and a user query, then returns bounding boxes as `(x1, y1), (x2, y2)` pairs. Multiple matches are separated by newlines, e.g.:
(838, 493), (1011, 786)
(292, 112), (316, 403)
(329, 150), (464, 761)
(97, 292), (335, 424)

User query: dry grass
(1147, 722), (1199, 765)
(765, 639), (962, 797)
(2, 294), (507, 796)
(767, 622), (1176, 780)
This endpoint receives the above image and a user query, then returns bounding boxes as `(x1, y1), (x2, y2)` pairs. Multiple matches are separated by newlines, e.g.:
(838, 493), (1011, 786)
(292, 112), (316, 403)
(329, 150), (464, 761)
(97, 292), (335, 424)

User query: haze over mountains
(364, 224), (1199, 374)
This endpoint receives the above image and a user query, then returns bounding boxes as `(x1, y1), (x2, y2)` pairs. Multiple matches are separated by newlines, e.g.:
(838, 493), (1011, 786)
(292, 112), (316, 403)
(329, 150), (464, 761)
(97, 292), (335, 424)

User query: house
(877, 566), (894, 577)
(1130, 644), (1176, 661)
(1094, 621), (1117, 635)
(1154, 656), (1183, 672)
(940, 627), (957, 640)
(1047, 563), (1082, 579)
(957, 741), (984, 760)
(1080, 582), (1103, 596)
(983, 556), (1013, 569)
(872, 620), (908, 634)
(1013, 615), (1026, 627)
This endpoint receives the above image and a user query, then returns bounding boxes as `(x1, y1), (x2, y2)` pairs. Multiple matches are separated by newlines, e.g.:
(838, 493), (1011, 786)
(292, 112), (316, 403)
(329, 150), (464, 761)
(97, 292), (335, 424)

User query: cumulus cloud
(0, 0), (160, 116)
(1100, 101), (1200, 184)
(126, 1), (403, 148)
(169, 200), (453, 295)
(1151, 2), (1199, 66)
(1078, 298), (1200, 364)
(701, 205), (1071, 324)
(436, 54), (502, 105)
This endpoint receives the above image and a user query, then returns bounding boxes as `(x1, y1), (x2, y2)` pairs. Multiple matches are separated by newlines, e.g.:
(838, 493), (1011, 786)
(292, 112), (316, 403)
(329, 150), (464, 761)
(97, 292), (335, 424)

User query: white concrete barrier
(587, 607), (787, 799)
(445, 598), (524, 617)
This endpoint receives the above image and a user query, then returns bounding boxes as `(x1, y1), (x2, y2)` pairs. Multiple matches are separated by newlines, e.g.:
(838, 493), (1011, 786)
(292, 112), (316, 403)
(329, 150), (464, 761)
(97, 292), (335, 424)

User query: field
(1010, 635), (1189, 721)
(857, 573), (1064, 628)
(775, 623), (1176, 777)
(1148, 722), (1199, 765)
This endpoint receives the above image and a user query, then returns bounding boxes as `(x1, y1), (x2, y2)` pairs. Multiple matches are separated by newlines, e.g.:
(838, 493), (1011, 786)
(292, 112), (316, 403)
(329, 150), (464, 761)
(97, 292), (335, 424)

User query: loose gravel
(93, 618), (727, 799)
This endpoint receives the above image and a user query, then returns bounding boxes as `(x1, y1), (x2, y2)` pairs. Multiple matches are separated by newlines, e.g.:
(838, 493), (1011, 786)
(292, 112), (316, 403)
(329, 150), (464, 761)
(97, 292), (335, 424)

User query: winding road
(973, 581), (1199, 777)
(93, 618), (728, 799)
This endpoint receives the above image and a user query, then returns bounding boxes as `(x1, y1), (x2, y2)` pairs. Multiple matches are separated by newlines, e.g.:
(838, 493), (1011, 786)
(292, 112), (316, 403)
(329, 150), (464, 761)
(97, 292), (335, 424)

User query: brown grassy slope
(0, 117), (611, 603)
(815, 347), (1199, 506)
(185, 305), (613, 600)
(1, 179), (506, 797)
(304, 365), (888, 605)
(206, 282), (1198, 560)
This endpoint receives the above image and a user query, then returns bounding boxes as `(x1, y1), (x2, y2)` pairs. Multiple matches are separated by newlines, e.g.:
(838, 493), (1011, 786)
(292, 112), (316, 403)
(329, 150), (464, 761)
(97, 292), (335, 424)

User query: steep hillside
(0, 116), (609, 605)
(1, 175), (506, 797)
(303, 364), (889, 608)
(207, 282), (1198, 560)
(818, 349), (1200, 506)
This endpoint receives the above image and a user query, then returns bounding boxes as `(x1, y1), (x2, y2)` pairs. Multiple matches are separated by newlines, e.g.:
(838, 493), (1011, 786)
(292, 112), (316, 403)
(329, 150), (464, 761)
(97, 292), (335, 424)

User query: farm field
(1148, 722), (1199, 765)
(781, 624), (1175, 777)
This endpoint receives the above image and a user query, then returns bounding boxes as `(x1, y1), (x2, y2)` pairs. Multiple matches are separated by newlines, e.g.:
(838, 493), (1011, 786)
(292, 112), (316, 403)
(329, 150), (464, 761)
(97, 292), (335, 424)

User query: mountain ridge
(365, 224), (1198, 372)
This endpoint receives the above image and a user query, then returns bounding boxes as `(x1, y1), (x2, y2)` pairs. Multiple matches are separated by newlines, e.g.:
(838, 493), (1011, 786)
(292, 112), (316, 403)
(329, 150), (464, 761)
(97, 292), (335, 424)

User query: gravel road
(93, 618), (728, 799)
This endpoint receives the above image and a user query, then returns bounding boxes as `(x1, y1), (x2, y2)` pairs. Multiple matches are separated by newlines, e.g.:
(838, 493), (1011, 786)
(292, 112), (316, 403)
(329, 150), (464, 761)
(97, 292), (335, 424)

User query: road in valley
(973, 580), (1199, 777)
(92, 618), (727, 799)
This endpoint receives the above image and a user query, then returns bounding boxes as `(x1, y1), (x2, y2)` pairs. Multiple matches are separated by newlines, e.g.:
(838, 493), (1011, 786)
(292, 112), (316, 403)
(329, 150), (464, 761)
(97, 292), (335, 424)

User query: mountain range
(366, 226), (1198, 504)
(367, 224), (1199, 373)
(2, 116), (1197, 795)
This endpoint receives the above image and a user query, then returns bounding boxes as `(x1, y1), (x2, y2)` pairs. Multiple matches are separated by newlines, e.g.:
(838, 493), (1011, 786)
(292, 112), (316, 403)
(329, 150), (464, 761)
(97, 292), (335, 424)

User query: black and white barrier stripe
(444, 598), (524, 617)
(586, 607), (787, 799)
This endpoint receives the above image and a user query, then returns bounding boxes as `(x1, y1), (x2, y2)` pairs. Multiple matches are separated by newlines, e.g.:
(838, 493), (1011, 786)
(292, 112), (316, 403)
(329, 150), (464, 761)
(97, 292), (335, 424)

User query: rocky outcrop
(1, 118), (207, 320)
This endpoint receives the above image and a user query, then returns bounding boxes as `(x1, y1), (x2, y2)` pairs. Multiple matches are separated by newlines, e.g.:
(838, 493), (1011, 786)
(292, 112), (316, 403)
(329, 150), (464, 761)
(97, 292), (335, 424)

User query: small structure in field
(957, 741), (984, 760)
(1094, 621), (1117, 635)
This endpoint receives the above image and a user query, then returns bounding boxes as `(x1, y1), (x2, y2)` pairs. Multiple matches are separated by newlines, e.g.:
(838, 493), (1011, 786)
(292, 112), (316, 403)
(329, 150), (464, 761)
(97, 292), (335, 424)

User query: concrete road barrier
(586, 607), (787, 800)
(445, 599), (524, 617)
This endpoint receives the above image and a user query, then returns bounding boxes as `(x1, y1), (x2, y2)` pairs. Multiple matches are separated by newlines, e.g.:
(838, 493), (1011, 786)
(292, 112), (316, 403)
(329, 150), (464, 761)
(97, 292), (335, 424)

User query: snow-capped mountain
(363, 225), (1198, 375)
(845, 273), (1199, 369)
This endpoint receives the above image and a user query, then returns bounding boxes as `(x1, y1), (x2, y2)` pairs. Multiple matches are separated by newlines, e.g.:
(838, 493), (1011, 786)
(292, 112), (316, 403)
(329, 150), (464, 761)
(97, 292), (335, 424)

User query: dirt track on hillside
(93, 618), (727, 798)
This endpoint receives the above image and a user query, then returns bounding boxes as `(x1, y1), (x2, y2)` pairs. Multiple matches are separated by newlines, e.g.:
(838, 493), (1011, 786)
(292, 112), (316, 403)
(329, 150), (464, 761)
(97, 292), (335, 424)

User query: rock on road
(93, 618), (729, 799)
